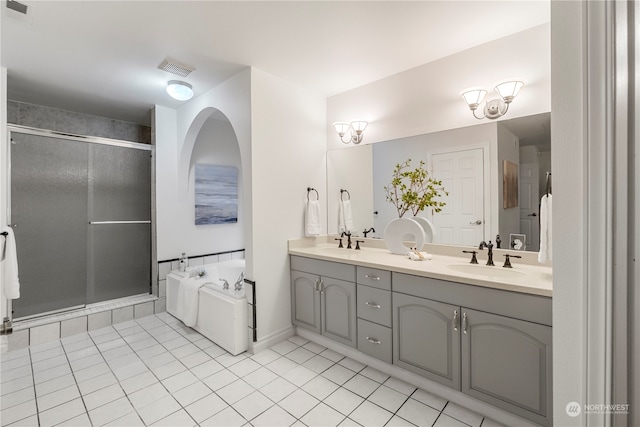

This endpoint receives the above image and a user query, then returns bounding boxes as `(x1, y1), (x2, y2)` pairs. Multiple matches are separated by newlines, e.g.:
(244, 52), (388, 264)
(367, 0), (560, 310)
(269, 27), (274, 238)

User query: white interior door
(519, 163), (540, 251)
(431, 148), (485, 246)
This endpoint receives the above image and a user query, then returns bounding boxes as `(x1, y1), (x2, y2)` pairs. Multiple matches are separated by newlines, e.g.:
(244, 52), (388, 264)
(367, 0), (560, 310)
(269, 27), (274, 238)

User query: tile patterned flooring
(0, 313), (504, 427)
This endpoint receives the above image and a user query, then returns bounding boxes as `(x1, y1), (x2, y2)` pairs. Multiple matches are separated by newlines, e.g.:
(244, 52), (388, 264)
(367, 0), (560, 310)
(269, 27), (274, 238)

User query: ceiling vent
(158, 58), (195, 77)
(6, 0), (28, 14)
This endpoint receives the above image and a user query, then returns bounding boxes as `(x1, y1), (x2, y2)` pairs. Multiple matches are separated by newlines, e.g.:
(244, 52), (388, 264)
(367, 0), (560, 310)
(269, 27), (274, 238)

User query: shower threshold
(12, 293), (156, 332)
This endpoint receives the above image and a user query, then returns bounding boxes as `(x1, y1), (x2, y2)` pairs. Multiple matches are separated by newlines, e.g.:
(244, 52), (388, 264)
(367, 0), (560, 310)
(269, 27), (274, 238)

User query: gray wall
(8, 100), (151, 144)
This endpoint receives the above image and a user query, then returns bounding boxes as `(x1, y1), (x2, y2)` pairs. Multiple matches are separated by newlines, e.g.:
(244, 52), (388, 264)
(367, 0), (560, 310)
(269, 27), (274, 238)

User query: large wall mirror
(327, 112), (550, 253)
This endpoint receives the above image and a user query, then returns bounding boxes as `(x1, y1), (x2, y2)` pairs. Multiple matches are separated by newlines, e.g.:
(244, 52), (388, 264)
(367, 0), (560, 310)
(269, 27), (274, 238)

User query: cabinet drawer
(357, 318), (392, 363)
(357, 266), (391, 290)
(291, 255), (356, 282)
(357, 285), (391, 327)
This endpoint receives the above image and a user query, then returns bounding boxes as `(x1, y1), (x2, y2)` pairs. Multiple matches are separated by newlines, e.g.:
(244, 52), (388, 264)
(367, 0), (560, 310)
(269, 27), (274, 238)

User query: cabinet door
(291, 271), (321, 333)
(393, 293), (460, 389)
(321, 277), (357, 347)
(462, 308), (552, 427)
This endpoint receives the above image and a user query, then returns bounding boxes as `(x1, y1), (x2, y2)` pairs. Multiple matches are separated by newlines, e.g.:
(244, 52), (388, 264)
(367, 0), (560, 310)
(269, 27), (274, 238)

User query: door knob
(469, 220), (482, 225)
(527, 213), (537, 217)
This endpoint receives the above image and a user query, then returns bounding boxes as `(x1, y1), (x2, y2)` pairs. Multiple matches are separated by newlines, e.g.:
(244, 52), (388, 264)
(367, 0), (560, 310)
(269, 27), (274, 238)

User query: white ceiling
(1, 1), (550, 125)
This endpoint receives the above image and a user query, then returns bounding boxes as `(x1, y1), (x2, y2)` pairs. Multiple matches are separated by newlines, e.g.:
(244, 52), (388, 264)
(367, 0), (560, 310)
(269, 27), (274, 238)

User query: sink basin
(447, 263), (526, 279)
(320, 247), (362, 257)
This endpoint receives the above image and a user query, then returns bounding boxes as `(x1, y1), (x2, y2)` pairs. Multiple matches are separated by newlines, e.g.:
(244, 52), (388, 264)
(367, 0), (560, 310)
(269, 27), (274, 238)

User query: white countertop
(288, 237), (552, 297)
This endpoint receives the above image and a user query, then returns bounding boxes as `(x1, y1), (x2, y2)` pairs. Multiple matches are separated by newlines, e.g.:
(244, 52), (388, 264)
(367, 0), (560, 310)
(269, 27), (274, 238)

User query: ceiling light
(332, 120), (368, 144)
(460, 79), (524, 120)
(166, 80), (194, 101)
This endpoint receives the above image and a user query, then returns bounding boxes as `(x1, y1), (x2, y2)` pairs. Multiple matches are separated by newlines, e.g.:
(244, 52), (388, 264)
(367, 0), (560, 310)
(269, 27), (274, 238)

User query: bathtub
(166, 259), (248, 355)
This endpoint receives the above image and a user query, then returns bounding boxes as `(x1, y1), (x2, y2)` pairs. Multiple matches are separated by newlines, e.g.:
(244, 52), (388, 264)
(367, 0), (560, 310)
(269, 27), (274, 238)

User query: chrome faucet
(478, 240), (495, 266)
(234, 272), (245, 291)
(220, 279), (230, 290)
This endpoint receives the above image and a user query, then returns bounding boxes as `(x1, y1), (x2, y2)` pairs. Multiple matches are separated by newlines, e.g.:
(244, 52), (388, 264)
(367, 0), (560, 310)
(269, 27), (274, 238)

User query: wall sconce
(460, 80), (524, 120)
(332, 120), (368, 144)
(166, 80), (194, 101)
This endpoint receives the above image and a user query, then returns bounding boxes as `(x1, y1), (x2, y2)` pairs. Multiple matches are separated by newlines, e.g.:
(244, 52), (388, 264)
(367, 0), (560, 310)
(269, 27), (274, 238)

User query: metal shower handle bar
(89, 220), (151, 225)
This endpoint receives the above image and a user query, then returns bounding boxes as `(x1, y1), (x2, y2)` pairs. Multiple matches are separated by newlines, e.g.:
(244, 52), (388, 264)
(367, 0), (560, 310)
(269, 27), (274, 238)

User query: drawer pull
(364, 274), (381, 281)
(366, 337), (381, 345)
(365, 301), (381, 309)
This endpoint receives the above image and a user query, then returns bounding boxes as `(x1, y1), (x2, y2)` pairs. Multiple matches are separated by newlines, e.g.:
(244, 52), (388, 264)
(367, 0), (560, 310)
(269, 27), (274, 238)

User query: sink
(319, 247), (362, 257)
(447, 263), (526, 279)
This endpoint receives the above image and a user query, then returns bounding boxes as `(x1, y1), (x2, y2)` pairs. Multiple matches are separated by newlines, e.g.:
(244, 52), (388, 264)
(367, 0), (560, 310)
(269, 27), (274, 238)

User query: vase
(383, 217), (426, 255)
(411, 216), (437, 243)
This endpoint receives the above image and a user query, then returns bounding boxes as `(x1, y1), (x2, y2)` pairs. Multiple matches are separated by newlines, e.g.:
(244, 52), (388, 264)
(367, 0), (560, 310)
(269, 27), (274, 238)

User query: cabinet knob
(365, 301), (381, 309)
(365, 337), (381, 345)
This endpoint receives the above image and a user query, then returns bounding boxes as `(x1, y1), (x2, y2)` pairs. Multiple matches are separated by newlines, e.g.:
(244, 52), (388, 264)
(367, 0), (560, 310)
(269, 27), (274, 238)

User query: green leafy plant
(384, 159), (448, 218)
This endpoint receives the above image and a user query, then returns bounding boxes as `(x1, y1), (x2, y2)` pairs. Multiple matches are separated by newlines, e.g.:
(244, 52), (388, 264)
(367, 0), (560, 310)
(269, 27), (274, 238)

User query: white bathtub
(166, 259), (248, 355)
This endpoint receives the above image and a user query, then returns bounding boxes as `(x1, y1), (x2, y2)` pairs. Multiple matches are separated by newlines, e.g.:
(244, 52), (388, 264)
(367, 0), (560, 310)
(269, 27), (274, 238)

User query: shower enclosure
(8, 127), (152, 319)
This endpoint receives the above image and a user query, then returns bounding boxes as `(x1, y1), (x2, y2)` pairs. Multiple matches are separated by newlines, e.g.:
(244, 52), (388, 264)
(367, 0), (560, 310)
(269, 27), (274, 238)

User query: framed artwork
(195, 164), (238, 225)
(503, 160), (519, 209)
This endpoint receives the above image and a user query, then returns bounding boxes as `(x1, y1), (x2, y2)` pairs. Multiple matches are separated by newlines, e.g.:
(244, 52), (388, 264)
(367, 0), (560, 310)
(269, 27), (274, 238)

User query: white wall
(249, 68), (326, 343)
(326, 24), (550, 149)
(155, 69), (252, 263)
(496, 123), (520, 241)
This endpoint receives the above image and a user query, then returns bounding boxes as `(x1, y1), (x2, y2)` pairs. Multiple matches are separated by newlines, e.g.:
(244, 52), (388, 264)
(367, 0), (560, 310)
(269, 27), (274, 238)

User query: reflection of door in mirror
(519, 163), (540, 252)
(431, 148), (485, 246)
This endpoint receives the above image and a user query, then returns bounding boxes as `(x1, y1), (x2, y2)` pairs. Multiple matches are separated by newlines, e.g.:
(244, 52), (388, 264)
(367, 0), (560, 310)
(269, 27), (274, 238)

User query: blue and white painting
(195, 164), (238, 225)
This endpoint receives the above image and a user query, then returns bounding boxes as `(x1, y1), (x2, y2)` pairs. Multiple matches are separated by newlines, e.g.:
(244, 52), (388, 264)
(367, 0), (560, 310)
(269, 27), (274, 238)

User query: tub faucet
(363, 227), (375, 238)
(220, 279), (230, 290)
(234, 272), (245, 291)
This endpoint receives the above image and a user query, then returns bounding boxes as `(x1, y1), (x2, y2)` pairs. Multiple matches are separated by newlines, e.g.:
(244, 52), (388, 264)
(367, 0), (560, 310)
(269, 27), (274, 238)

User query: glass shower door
(87, 143), (151, 303)
(10, 133), (89, 318)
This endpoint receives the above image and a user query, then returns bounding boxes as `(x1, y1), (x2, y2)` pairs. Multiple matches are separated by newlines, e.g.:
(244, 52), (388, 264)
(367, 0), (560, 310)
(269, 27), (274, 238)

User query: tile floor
(1, 313), (504, 427)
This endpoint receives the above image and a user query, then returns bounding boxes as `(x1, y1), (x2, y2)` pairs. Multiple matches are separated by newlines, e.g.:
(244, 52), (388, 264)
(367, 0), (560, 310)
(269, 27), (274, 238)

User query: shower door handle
(89, 221), (151, 225)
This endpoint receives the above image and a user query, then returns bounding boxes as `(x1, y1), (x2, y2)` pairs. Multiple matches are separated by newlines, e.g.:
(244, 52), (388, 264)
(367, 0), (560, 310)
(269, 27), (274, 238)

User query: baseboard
(295, 327), (542, 427)
(250, 324), (295, 354)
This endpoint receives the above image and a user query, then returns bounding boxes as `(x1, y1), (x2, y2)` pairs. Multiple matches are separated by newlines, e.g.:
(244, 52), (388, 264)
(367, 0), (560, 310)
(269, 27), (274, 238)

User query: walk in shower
(8, 127), (152, 319)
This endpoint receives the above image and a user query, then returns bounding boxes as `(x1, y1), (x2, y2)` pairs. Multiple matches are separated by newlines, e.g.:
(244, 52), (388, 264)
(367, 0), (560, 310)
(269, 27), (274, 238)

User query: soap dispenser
(179, 252), (188, 272)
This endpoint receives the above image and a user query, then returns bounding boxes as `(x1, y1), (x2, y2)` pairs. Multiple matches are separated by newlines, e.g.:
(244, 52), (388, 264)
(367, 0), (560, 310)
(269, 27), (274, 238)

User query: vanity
(289, 237), (552, 427)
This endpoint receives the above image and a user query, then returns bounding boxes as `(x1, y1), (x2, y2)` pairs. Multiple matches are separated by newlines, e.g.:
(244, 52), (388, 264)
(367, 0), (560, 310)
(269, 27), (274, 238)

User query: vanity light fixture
(166, 80), (194, 101)
(332, 120), (368, 144)
(460, 80), (524, 120)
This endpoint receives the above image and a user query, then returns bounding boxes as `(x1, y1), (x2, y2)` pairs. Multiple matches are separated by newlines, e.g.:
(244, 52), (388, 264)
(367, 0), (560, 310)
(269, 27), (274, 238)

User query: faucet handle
(502, 254), (522, 268)
(355, 240), (364, 250)
(462, 250), (478, 264)
(334, 238), (343, 248)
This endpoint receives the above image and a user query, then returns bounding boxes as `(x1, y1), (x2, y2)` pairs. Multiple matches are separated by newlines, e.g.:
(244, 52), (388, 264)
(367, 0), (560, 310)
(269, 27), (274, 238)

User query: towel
(338, 199), (354, 233)
(305, 200), (322, 237)
(538, 194), (552, 263)
(175, 277), (205, 327)
(406, 250), (433, 261)
(2, 228), (20, 300)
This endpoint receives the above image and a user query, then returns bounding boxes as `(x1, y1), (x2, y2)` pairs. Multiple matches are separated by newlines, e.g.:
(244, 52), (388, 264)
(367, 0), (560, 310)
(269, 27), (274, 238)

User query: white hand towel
(338, 199), (354, 233)
(538, 194), (552, 263)
(2, 228), (20, 300)
(305, 200), (322, 237)
(176, 277), (205, 327)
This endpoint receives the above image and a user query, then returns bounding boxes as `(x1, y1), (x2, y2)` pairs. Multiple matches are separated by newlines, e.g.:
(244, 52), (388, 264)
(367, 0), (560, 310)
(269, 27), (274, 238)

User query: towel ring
(340, 189), (351, 201)
(307, 187), (319, 201)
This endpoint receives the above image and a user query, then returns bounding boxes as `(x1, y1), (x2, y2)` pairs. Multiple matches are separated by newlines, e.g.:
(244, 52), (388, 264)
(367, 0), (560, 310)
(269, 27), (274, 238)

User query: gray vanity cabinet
(462, 308), (552, 427)
(392, 292), (461, 389)
(290, 256), (357, 347)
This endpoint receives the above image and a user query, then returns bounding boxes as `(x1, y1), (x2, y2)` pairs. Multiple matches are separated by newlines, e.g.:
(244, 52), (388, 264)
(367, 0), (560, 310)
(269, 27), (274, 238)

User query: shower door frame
(5, 124), (157, 322)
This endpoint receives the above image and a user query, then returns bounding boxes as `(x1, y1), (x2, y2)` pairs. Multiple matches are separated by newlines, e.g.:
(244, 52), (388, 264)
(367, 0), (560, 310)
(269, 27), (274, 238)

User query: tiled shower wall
(7, 100), (151, 144)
